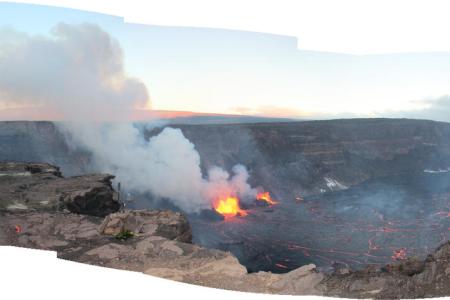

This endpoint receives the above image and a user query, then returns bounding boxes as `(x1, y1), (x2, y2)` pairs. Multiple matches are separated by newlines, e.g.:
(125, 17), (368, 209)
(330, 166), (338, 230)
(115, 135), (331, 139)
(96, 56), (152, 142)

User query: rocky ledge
(0, 209), (324, 294)
(0, 162), (119, 216)
(0, 162), (449, 298)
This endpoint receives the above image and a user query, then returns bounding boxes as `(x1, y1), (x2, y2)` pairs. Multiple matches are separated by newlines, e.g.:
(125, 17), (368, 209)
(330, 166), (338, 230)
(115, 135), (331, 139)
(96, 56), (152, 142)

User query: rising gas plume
(0, 23), (269, 213)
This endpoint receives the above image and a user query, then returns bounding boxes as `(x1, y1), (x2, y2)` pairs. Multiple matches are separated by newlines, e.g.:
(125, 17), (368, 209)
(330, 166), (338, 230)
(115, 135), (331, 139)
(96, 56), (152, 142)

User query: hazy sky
(2, 2), (450, 120)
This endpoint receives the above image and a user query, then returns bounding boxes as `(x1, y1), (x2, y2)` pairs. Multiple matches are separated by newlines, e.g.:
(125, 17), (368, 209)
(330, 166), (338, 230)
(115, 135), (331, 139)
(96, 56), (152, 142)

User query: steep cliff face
(158, 118), (450, 197)
(0, 121), (91, 176)
(2, 119), (450, 198)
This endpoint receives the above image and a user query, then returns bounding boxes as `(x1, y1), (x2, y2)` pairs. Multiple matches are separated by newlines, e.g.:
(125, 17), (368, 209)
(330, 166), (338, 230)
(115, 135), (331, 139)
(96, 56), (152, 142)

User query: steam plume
(0, 23), (257, 212)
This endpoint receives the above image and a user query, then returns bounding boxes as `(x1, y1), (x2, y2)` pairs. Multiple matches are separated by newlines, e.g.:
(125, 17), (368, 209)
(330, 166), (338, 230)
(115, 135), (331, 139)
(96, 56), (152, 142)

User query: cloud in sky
(381, 96), (450, 122)
(0, 23), (150, 121)
(230, 105), (311, 118)
(229, 96), (450, 123)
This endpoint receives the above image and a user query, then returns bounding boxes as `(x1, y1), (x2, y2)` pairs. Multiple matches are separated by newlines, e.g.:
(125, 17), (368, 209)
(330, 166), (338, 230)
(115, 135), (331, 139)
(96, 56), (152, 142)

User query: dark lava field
(190, 171), (450, 273)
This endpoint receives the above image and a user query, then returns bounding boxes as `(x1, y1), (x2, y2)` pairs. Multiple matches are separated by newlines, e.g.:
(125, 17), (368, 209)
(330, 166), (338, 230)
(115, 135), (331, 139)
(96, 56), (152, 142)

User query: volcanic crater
(1, 118), (449, 275)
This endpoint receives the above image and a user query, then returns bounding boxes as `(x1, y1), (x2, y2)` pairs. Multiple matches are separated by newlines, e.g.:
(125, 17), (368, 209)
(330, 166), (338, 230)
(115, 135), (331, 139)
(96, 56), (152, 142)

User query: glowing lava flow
(391, 248), (407, 260)
(256, 191), (278, 205)
(214, 196), (248, 218)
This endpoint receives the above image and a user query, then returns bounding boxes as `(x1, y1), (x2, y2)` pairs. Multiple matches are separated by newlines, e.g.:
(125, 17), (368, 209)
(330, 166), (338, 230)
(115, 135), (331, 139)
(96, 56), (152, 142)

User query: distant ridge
(0, 107), (297, 124)
(163, 115), (296, 125)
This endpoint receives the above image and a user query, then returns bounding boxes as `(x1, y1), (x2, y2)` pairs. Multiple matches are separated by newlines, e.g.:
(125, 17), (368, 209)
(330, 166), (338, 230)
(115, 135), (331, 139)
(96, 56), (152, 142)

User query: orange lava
(256, 191), (278, 205)
(391, 248), (407, 260)
(214, 196), (248, 218)
(275, 263), (288, 269)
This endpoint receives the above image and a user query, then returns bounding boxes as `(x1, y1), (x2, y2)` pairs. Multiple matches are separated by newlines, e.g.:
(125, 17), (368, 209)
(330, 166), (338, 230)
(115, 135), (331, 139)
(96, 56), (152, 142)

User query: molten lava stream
(256, 191), (278, 205)
(214, 196), (248, 219)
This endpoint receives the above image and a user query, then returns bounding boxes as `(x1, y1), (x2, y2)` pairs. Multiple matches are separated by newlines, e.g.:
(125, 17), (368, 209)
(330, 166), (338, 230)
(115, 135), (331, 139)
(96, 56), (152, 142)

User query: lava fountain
(214, 196), (248, 219)
(256, 191), (278, 205)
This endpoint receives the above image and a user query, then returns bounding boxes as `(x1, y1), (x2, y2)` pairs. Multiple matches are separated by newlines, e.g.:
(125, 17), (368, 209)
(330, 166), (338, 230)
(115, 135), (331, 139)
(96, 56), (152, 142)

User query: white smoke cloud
(0, 23), (149, 120)
(0, 23), (257, 213)
(60, 122), (257, 212)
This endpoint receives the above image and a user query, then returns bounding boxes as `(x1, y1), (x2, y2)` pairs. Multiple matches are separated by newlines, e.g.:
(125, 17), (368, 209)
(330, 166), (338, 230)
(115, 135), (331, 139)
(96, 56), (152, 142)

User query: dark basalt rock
(0, 161), (119, 217)
(323, 242), (450, 298)
(24, 162), (62, 177)
(384, 257), (426, 276)
(198, 209), (225, 221)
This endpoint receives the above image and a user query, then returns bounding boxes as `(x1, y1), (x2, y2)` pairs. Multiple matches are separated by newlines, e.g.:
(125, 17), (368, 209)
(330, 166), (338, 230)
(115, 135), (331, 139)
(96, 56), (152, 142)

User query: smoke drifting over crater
(61, 122), (257, 212)
(0, 23), (257, 212)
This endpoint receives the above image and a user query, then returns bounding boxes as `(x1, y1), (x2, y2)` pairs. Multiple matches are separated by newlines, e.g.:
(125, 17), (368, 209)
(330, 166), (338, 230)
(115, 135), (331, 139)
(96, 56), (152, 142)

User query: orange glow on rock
(391, 248), (407, 260)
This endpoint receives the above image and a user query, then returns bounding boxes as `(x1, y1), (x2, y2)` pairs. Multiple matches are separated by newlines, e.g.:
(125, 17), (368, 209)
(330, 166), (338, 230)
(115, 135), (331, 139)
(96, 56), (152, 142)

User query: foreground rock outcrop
(99, 210), (192, 243)
(0, 161), (325, 294)
(0, 210), (324, 295)
(0, 162), (119, 216)
(1, 208), (449, 297)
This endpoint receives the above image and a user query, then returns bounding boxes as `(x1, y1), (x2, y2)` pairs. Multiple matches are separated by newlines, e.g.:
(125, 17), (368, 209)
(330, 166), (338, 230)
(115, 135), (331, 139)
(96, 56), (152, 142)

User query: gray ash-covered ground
(189, 171), (450, 273)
